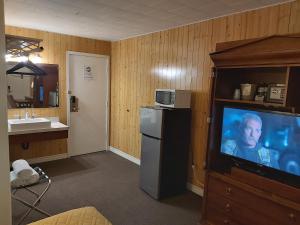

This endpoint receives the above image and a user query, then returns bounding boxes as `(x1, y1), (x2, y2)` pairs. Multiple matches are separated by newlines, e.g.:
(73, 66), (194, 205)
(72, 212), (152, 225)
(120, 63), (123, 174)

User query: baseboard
(26, 153), (69, 165)
(109, 146), (140, 165)
(187, 182), (204, 196)
(109, 146), (204, 196)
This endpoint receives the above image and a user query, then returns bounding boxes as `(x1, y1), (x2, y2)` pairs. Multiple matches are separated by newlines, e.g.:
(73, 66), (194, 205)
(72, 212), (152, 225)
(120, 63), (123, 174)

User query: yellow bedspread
(28, 207), (112, 225)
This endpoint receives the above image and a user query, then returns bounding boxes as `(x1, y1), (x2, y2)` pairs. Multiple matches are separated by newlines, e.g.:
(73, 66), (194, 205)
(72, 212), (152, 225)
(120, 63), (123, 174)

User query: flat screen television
(220, 106), (300, 187)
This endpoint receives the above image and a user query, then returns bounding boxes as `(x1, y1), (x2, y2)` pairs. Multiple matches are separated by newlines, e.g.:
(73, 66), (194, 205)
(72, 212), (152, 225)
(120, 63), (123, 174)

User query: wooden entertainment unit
(202, 35), (300, 225)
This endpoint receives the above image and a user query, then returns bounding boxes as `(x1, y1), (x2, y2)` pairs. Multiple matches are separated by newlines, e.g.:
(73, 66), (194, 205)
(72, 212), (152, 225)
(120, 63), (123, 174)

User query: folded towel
(12, 159), (33, 179)
(10, 168), (39, 188)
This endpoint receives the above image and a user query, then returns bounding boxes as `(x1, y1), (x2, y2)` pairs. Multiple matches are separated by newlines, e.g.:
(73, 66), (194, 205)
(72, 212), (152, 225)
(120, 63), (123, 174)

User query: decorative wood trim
(214, 35), (300, 53)
(211, 51), (300, 67)
(211, 35), (300, 67)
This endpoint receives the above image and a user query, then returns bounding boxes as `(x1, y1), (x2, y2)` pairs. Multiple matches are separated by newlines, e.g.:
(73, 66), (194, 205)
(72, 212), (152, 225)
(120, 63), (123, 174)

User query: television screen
(220, 107), (300, 177)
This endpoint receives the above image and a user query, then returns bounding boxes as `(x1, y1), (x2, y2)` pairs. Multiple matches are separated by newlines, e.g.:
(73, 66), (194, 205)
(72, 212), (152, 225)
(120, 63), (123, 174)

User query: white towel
(10, 168), (39, 188)
(12, 159), (33, 179)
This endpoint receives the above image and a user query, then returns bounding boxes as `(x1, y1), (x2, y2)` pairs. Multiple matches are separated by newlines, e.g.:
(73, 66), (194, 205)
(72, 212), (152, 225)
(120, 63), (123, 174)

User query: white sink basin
(8, 118), (51, 131)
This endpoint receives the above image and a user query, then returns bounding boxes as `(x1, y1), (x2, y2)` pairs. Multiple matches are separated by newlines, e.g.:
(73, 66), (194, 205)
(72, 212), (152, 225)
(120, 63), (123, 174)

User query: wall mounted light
(6, 54), (42, 64)
(5, 54), (28, 62)
(5, 34), (44, 64)
(29, 54), (42, 64)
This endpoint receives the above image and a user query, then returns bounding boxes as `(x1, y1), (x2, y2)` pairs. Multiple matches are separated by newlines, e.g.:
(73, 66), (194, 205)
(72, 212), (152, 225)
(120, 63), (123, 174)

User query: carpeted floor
(12, 151), (202, 225)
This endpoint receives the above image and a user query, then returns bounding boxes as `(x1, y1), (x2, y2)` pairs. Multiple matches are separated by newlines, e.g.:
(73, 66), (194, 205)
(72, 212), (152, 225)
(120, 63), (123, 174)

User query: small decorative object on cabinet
(266, 83), (286, 104)
(240, 83), (256, 100)
(254, 84), (268, 102)
(202, 34), (300, 225)
(233, 89), (240, 100)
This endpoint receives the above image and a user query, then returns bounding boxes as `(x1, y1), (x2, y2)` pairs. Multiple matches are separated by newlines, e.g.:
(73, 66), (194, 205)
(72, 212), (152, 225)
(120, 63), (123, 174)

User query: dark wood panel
(206, 206), (240, 225)
(286, 66), (300, 107)
(230, 168), (300, 204)
(207, 192), (277, 225)
(207, 173), (300, 225)
(9, 130), (68, 145)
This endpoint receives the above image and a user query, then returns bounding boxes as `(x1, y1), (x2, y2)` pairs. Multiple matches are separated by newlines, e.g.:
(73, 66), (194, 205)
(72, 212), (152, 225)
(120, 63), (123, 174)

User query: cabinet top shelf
(215, 98), (286, 107)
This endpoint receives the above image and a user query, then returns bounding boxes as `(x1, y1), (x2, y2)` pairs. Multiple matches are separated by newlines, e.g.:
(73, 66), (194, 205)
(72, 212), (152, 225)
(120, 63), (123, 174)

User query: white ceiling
(4, 0), (291, 41)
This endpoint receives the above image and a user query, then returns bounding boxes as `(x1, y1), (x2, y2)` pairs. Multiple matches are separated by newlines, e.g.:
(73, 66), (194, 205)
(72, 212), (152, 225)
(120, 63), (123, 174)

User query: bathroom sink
(8, 118), (51, 131)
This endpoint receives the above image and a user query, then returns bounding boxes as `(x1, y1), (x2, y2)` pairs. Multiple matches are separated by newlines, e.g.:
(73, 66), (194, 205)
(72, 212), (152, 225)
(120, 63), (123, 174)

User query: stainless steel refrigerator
(140, 106), (191, 199)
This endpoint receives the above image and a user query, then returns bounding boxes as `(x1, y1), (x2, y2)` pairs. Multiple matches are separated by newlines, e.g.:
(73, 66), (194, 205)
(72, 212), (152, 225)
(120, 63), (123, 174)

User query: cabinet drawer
(206, 206), (240, 225)
(207, 191), (277, 225)
(208, 175), (300, 225)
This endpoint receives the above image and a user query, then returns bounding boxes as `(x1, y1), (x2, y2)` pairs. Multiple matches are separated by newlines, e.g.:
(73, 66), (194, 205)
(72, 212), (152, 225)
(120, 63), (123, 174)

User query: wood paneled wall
(6, 26), (111, 160)
(110, 0), (300, 188)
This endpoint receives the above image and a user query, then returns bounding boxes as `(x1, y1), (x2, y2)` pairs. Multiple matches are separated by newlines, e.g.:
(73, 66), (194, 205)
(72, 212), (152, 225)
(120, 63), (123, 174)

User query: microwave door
(156, 91), (171, 105)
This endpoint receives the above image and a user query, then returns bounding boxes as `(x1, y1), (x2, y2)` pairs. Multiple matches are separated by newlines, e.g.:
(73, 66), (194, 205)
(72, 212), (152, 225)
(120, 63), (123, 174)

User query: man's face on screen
(241, 119), (262, 148)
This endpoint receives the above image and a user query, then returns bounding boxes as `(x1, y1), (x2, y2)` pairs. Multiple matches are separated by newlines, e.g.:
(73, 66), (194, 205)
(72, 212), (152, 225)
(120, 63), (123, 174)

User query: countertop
(8, 121), (69, 135)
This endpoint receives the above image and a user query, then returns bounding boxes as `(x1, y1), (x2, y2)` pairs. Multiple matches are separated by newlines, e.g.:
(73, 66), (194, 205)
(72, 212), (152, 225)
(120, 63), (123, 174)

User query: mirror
(7, 62), (59, 109)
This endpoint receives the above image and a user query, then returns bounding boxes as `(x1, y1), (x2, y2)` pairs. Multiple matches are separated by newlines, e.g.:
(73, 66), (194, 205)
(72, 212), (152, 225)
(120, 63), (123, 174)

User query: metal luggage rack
(12, 167), (51, 225)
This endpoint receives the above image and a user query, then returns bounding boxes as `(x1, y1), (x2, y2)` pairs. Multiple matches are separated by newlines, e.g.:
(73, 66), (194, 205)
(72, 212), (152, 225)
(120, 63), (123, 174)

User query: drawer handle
(225, 187), (232, 195)
(223, 219), (230, 224)
(225, 203), (231, 212)
(289, 213), (296, 221)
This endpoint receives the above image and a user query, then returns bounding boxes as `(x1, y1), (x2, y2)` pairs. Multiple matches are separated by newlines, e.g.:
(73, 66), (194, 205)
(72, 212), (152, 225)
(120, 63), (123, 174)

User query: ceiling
(4, 0), (291, 41)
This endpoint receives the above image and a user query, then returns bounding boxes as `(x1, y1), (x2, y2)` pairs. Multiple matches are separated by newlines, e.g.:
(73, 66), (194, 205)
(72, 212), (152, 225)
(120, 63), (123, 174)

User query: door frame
(66, 51), (110, 156)
(0, 0), (12, 222)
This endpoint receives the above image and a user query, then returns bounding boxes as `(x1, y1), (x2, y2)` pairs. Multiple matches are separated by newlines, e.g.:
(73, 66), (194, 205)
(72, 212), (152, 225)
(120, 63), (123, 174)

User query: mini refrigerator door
(140, 107), (163, 139)
(140, 134), (162, 199)
(139, 107), (191, 200)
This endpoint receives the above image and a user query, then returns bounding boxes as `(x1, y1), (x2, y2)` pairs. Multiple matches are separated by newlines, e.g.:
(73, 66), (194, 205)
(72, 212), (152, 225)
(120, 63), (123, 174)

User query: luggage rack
(11, 167), (51, 225)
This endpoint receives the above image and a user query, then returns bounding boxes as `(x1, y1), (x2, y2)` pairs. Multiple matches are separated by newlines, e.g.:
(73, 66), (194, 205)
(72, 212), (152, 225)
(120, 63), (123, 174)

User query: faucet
(25, 109), (30, 120)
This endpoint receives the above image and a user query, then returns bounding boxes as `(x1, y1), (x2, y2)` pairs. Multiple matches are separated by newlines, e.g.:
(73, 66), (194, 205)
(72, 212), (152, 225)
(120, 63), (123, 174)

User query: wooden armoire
(202, 35), (300, 225)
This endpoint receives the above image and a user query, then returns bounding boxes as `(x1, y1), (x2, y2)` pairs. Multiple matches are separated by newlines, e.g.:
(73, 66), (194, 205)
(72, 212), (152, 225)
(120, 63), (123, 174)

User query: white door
(68, 52), (109, 156)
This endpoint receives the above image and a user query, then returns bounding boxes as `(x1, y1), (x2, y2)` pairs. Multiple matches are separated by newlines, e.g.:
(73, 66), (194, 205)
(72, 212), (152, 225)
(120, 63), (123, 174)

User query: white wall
(0, 0), (12, 224)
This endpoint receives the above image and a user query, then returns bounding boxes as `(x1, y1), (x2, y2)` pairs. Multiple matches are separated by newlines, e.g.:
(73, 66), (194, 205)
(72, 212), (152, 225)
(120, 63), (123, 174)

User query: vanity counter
(8, 119), (69, 146)
(8, 122), (69, 135)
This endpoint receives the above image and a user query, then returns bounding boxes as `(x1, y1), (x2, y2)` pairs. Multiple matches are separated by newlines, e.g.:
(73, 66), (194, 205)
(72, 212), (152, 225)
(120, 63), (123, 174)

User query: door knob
(225, 187), (232, 195)
(289, 213), (296, 222)
(225, 203), (231, 212)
